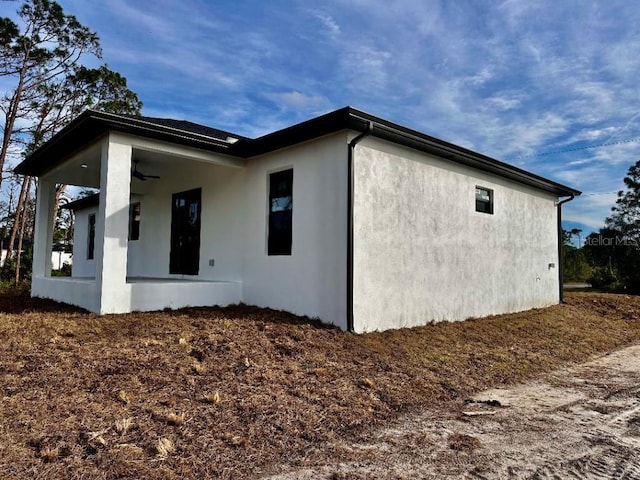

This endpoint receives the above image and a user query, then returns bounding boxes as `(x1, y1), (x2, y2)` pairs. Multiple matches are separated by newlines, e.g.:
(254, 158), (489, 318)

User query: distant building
(0, 238), (71, 271)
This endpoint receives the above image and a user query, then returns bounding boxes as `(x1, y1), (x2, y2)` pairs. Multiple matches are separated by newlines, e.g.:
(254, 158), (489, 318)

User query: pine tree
(607, 160), (640, 242)
(0, 0), (142, 283)
(604, 160), (640, 292)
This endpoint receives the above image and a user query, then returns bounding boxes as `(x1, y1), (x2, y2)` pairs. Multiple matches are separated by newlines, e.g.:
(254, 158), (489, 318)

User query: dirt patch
(265, 345), (640, 479)
(0, 292), (639, 478)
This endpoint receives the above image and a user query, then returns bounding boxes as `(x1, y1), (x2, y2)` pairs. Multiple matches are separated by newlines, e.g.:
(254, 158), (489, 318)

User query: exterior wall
(59, 129), (562, 330)
(67, 134), (347, 324)
(31, 276), (240, 312)
(32, 277), (99, 312)
(125, 162), (245, 281)
(352, 138), (559, 333)
(129, 280), (241, 311)
(71, 206), (98, 277)
(32, 179), (54, 280)
(71, 165), (246, 282)
(68, 160), (244, 312)
(242, 133), (349, 329)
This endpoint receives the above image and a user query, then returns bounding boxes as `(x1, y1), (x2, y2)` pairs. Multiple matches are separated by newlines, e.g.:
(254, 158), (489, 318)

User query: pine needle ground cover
(0, 292), (639, 479)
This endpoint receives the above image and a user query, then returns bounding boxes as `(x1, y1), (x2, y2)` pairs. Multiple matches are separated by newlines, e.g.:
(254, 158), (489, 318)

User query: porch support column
(32, 178), (55, 279)
(96, 134), (132, 314)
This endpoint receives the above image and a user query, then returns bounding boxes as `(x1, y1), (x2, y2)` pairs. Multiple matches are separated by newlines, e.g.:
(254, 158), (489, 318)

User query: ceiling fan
(132, 160), (160, 181)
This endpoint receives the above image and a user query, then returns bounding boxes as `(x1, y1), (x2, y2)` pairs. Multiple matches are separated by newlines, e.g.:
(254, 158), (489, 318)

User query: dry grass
(201, 391), (221, 404)
(156, 437), (175, 458)
(448, 433), (481, 452)
(0, 292), (639, 478)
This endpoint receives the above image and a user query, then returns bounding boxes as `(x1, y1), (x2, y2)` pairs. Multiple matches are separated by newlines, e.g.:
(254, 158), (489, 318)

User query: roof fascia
(344, 108), (581, 197)
(243, 107), (351, 157)
(60, 192), (99, 211)
(245, 106), (579, 196)
(14, 110), (246, 176)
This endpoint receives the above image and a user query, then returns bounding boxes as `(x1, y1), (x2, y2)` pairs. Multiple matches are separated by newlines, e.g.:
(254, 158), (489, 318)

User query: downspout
(347, 121), (374, 333)
(556, 193), (575, 303)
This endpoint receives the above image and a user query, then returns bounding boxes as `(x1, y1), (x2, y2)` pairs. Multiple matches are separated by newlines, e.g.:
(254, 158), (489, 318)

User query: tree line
(563, 159), (640, 293)
(0, 0), (141, 286)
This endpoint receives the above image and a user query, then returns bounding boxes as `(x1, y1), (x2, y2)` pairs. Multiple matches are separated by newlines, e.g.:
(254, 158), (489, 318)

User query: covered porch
(30, 117), (246, 314)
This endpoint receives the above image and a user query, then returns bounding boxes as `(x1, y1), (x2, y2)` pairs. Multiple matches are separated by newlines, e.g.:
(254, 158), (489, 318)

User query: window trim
(475, 186), (494, 215)
(267, 168), (293, 256)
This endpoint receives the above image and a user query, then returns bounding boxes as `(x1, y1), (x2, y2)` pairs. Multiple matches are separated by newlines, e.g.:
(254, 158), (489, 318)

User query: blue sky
(3, 0), (640, 237)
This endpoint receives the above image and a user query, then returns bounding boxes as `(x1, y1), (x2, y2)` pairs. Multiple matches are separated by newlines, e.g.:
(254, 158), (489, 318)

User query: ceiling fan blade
(132, 170), (147, 181)
(132, 160), (160, 180)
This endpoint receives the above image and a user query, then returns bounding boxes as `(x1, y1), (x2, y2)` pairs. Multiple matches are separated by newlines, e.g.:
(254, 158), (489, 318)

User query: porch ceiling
(40, 135), (244, 194)
(41, 141), (103, 188)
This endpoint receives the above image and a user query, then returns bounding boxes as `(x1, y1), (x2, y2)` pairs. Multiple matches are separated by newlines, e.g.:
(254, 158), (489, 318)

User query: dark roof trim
(246, 107), (579, 196)
(15, 106), (580, 197)
(14, 110), (247, 176)
(60, 193), (99, 211)
(243, 107), (353, 157)
(346, 109), (581, 197)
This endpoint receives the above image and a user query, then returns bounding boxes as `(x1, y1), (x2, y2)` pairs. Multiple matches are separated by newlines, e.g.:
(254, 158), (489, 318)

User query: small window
(475, 186), (493, 214)
(87, 213), (96, 259)
(268, 169), (293, 255)
(129, 202), (141, 241)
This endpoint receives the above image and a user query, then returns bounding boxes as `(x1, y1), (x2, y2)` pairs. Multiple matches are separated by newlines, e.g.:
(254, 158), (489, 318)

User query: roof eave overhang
(245, 107), (579, 197)
(14, 110), (246, 177)
(344, 109), (581, 198)
(15, 106), (580, 198)
(60, 192), (99, 211)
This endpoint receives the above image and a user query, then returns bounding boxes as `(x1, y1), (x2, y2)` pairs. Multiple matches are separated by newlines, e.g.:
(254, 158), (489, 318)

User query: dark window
(129, 202), (141, 241)
(170, 188), (201, 275)
(87, 213), (96, 259)
(268, 169), (293, 255)
(475, 186), (494, 214)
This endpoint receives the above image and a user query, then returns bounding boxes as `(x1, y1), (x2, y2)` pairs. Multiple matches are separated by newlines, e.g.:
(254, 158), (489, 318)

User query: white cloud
(498, 0), (544, 27)
(273, 91), (328, 109)
(104, 0), (176, 39)
(571, 127), (619, 142)
(341, 45), (392, 90)
(606, 41), (640, 77)
(463, 68), (494, 87)
(564, 194), (618, 229)
(484, 95), (523, 112)
(588, 142), (640, 166)
(312, 12), (340, 37)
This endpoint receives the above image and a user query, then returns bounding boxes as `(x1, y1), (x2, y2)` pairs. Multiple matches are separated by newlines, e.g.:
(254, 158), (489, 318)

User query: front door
(170, 188), (201, 275)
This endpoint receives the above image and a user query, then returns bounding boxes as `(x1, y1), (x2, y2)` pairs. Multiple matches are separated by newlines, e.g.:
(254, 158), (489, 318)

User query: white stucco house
(15, 107), (580, 332)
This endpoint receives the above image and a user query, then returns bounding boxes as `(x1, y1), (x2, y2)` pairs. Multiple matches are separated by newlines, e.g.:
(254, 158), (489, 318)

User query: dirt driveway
(264, 344), (640, 479)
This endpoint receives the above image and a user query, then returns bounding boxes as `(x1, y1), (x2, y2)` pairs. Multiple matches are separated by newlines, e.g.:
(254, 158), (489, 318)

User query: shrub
(563, 247), (591, 282)
(587, 267), (617, 290)
(621, 273), (640, 294)
(51, 262), (72, 277)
